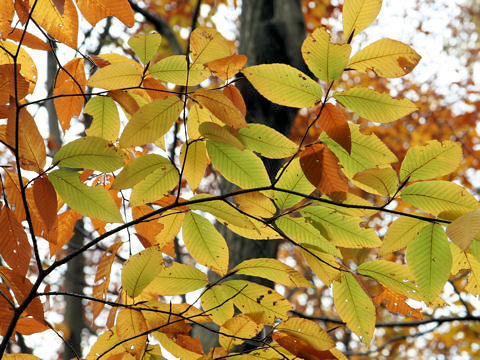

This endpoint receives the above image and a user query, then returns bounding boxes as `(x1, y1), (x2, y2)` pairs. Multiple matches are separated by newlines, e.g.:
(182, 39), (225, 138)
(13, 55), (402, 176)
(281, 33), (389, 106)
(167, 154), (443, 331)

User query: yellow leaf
(117, 308), (148, 359)
(190, 27), (232, 65)
(180, 141), (208, 191)
(88, 63), (143, 90)
(149, 55), (210, 86)
(0, 40), (37, 94)
(128, 32), (162, 65)
(353, 166), (399, 196)
(201, 285), (235, 325)
(85, 96), (120, 141)
(233, 192), (276, 218)
(343, 0), (382, 41)
(154, 210), (186, 248)
(0, 1), (14, 40)
(155, 332), (203, 360)
(194, 89), (247, 129)
(219, 315), (262, 351)
(447, 209), (480, 250)
(300, 249), (341, 285)
(199, 122), (245, 149)
(4, 355), (42, 360)
(301, 27), (351, 82)
(276, 318), (335, 351)
(243, 63), (323, 108)
(348, 38), (421, 77)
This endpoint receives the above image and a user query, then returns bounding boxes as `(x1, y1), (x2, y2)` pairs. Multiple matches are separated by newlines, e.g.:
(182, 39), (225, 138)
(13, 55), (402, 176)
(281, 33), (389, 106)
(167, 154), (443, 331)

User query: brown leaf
(0, 65), (29, 104)
(207, 54), (247, 81)
(300, 143), (348, 194)
(273, 333), (337, 360)
(33, 176), (57, 231)
(319, 103), (351, 153)
(7, 28), (53, 51)
(223, 84), (247, 117)
(49, 209), (82, 256)
(109, 90), (140, 115)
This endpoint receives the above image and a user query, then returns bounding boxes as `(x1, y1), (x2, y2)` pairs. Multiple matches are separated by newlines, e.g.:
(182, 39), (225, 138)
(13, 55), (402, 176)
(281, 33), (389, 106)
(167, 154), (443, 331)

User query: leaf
(116, 308), (148, 358)
(446, 209), (480, 250)
(53, 136), (126, 172)
(399, 140), (462, 182)
(154, 210), (186, 248)
(149, 55), (210, 86)
(275, 215), (341, 257)
(3, 355), (42, 360)
(87, 63), (143, 90)
(379, 216), (428, 256)
(130, 162), (178, 207)
(237, 124), (298, 159)
(353, 167), (399, 196)
(180, 141), (207, 191)
(183, 212), (229, 276)
(301, 249), (341, 285)
(274, 157), (316, 210)
(206, 140), (270, 189)
(223, 84), (247, 116)
(53, 58), (86, 132)
(0, 64), (29, 104)
(0, 206), (31, 277)
(233, 192), (276, 218)
(300, 143), (349, 194)
(128, 33), (162, 65)
(193, 89), (247, 129)
(143, 262), (208, 296)
(348, 38), (421, 77)
(343, 0), (382, 40)
(318, 103), (351, 153)
(199, 122), (245, 149)
(84, 96), (120, 141)
(320, 192), (377, 217)
(48, 169), (123, 223)
(187, 102), (225, 139)
(76, 0), (135, 27)
(201, 284), (235, 325)
(243, 63), (323, 108)
(155, 332), (203, 360)
(301, 27), (352, 82)
(86, 328), (124, 360)
(400, 180), (479, 220)
(222, 280), (292, 325)
(465, 253), (480, 295)
(276, 318), (335, 351)
(119, 96), (183, 147)
(302, 205), (382, 248)
(112, 154), (172, 190)
(357, 260), (420, 300)
(208, 54), (248, 81)
(219, 315), (262, 351)
(334, 88), (418, 123)
(373, 287), (423, 319)
(0, 2), (13, 40)
(406, 224), (452, 303)
(190, 27), (232, 65)
(33, 176), (57, 231)
(333, 272), (375, 344)
(232, 258), (311, 288)
(0, 40), (37, 94)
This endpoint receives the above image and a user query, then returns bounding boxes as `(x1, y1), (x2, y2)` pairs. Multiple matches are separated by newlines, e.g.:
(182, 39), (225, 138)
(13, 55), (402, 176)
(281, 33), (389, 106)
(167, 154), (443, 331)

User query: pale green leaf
(379, 216), (428, 256)
(130, 163), (178, 206)
(301, 27), (352, 82)
(119, 96), (183, 148)
(237, 124), (298, 159)
(333, 272), (375, 343)
(348, 38), (421, 77)
(334, 88), (418, 123)
(201, 285), (235, 325)
(87, 63), (143, 90)
(206, 140), (270, 189)
(343, 0), (382, 40)
(121, 246), (164, 298)
(183, 212), (229, 276)
(400, 140), (462, 182)
(400, 180), (479, 220)
(406, 224), (452, 303)
(128, 33), (162, 65)
(180, 141), (207, 191)
(190, 27), (232, 65)
(53, 136), (126, 172)
(84, 96), (120, 141)
(48, 169), (122, 223)
(149, 55), (210, 86)
(446, 208), (480, 250)
(219, 315), (262, 352)
(243, 64), (323, 108)
(199, 122), (245, 149)
(353, 166), (399, 196)
(301, 249), (341, 285)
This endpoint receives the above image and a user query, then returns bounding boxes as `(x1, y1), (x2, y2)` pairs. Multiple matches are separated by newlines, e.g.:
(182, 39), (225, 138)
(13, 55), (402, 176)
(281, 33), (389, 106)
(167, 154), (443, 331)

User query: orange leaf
(300, 144), (348, 194)
(49, 209), (82, 256)
(207, 54), (247, 81)
(142, 77), (170, 100)
(223, 84), (246, 117)
(133, 205), (164, 246)
(76, 0), (135, 27)
(16, 317), (50, 335)
(0, 206), (32, 277)
(0, 1), (14, 40)
(33, 176), (57, 231)
(109, 90), (140, 115)
(14, 0), (29, 24)
(3, 171), (26, 221)
(319, 103), (351, 153)
(373, 287), (423, 319)
(273, 333), (338, 360)
(0, 283), (15, 336)
(176, 334), (204, 354)
(0, 65), (29, 104)
(53, 58), (86, 132)
(7, 28), (52, 51)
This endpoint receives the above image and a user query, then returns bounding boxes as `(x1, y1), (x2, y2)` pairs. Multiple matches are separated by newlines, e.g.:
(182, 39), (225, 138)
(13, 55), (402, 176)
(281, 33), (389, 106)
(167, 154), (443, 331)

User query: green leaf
(48, 169), (122, 223)
(334, 88), (418, 123)
(379, 216), (428, 256)
(348, 38), (421, 78)
(128, 33), (162, 65)
(199, 122), (245, 149)
(406, 224), (452, 303)
(320, 124), (397, 178)
(357, 260), (421, 300)
(112, 154), (172, 190)
(302, 205), (382, 248)
(149, 55), (210, 86)
(53, 136), (126, 172)
(222, 280), (292, 325)
(119, 96), (183, 148)
(353, 166), (399, 196)
(87, 63), (143, 90)
(237, 124), (298, 159)
(399, 140), (462, 182)
(206, 140), (270, 189)
(143, 262), (208, 296)
(301, 27), (352, 82)
(243, 63), (323, 108)
(333, 272), (375, 344)
(232, 258), (311, 288)
(446, 208), (480, 250)
(84, 96), (120, 141)
(121, 246), (164, 298)
(400, 180), (479, 220)
(201, 285), (235, 325)
(183, 212), (229, 276)
(275, 215), (341, 257)
(130, 162), (178, 206)
(343, 0), (382, 40)
(274, 158), (315, 209)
